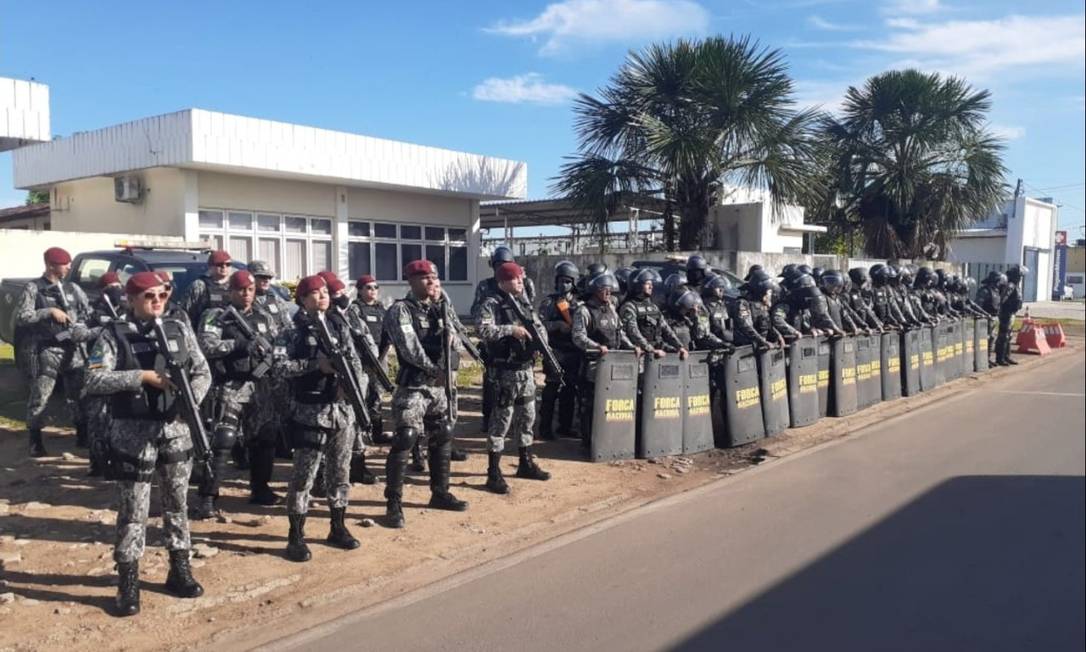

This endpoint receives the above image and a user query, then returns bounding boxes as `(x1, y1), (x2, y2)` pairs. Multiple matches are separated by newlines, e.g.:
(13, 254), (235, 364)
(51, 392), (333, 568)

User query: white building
(711, 186), (825, 254)
(0, 77), (50, 152)
(10, 106), (526, 308)
(949, 196), (1057, 303)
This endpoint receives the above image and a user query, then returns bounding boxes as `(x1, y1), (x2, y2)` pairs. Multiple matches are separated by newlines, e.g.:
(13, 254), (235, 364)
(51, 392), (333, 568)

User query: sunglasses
(363, 284), (380, 290)
(213, 263), (231, 268)
(142, 291), (170, 301)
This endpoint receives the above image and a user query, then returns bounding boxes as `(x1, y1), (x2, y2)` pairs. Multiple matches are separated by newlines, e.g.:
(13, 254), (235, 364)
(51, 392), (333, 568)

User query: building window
(348, 219), (470, 283)
(199, 208), (332, 280)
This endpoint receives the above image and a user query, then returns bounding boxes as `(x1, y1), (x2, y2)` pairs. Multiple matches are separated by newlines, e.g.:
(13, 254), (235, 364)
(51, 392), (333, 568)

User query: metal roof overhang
(479, 196), (671, 230)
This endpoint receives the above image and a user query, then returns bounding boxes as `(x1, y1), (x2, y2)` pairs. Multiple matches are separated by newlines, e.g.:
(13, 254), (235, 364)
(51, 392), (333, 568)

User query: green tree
(809, 70), (1007, 259)
(26, 189), (48, 205)
(554, 36), (821, 251)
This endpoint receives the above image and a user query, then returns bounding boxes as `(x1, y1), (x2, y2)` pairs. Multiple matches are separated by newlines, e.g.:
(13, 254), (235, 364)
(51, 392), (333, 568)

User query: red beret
(296, 275), (326, 299)
(155, 270), (173, 284)
(229, 270), (254, 290)
(356, 274), (377, 288)
(495, 262), (523, 283)
(208, 250), (231, 265)
(98, 271), (121, 288)
(44, 247), (72, 265)
(327, 278), (346, 294)
(125, 271), (164, 295)
(404, 260), (438, 279)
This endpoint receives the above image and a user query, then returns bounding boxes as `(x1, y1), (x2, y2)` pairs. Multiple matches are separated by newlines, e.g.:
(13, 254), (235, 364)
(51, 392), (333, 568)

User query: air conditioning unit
(114, 175), (143, 203)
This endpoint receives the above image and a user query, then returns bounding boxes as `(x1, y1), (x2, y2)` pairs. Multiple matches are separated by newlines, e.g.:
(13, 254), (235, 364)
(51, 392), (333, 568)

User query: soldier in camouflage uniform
(250, 260), (295, 462)
(537, 261), (582, 440)
(353, 274), (392, 446)
(476, 262), (551, 494)
(382, 260), (469, 528)
(330, 276), (380, 485)
(664, 288), (729, 351)
(995, 265), (1026, 366)
(178, 250), (233, 327)
(192, 270), (281, 519)
(700, 274), (736, 346)
(620, 268), (689, 359)
(85, 272), (127, 477)
(731, 273), (786, 351)
(277, 275), (365, 562)
(84, 271), (209, 617)
(14, 247), (96, 457)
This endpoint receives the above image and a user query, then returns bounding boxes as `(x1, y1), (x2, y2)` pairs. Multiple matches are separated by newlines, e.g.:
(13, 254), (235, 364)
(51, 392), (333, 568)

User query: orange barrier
(1015, 318), (1052, 355)
(1042, 322), (1067, 349)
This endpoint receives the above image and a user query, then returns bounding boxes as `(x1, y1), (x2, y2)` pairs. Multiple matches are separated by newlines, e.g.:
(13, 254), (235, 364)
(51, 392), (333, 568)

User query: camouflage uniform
(476, 292), (547, 453)
(14, 277), (96, 452)
(85, 290), (127, 475)
(343, 301), (383, 450)
(279, 309), (366, 517)
(83, 316), (211, 563)
(572, 297), (634, 448)
(471, 276), (535, 431)
(255, 289), (294, 457)
(537, 290), (581, 438)
(178, 275), (230, 327)
(619, 295), (685, 353)
(381, 293), (467, 526)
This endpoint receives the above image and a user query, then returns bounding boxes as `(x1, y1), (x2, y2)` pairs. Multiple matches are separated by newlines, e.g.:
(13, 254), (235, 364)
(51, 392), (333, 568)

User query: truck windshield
(116, 261), (246, 297)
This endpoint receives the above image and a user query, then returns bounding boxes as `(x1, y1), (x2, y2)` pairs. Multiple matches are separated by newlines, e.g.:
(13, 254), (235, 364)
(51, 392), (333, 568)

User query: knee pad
(425, 419), (453, 446)
(212, 424), (238, 451)
(390, 426), (418, 452)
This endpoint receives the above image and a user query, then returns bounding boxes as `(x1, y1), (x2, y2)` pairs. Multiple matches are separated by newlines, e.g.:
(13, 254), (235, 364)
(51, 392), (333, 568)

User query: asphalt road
(270, 352), (1085, 652)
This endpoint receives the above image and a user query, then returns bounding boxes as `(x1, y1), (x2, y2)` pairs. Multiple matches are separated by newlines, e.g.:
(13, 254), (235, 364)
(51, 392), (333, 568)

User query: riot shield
(682, 351), (715, 454)
(589, 351), (640, 462)
(958, 319), (972, 377)
(758, 347), (790, 436)
(720, 345), (765, 447)
(931, 325), (948, 387)
(787, 337), (820, 428)
(816, 339), (831, 418)
(974, 317), (990, 372)
(918, 326), (936, 391)
(900, 329), (923, 397)
(855, 335), (881, 410)
(880, 331), (902, 400)
(946, 322), (962, 381)
(637, 354), (684, 458)
(830, 336), (858, 417)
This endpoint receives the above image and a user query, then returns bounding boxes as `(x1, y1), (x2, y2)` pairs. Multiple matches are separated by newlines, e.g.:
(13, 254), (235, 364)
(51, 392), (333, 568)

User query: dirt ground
(0, 340), (1079, 652)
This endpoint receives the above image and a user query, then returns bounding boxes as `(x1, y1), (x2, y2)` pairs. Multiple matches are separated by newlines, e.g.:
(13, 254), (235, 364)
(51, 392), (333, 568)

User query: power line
(1034, 182), (1086, 191)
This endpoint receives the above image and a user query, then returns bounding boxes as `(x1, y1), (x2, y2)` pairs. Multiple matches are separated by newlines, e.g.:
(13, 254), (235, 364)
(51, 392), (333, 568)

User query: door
(1023, 248), (1040, 302)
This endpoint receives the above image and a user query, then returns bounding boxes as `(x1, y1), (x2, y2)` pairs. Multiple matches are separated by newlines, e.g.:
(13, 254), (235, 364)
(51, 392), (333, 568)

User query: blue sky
(2, 0), (1083, 234)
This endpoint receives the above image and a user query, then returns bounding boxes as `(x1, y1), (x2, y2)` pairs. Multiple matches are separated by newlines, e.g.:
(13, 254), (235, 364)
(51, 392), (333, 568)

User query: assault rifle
(441, 301), (458, 406)
(101, 293), (122, 321)
(504, 294), (566, 386)
(340, 307), (394, 393)
(52, 280), (89, 358)
(220, 305), (275, 379)
(150, 317), (213, 480)
(311, 313), (371, 429)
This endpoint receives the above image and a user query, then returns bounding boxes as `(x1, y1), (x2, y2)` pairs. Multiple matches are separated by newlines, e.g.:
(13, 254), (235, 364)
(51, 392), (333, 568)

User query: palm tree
(811, 70), (1008, 259)
(554, 36), (821, 251)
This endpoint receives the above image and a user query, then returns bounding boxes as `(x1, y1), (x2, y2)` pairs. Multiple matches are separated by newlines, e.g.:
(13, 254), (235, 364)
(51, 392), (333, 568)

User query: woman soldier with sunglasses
(84, 271), (212, 617)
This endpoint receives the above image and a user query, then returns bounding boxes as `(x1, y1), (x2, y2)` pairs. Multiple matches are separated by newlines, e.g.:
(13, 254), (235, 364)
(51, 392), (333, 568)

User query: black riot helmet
(893, 264), (910, 287)
(588, 272), (619, 295)
(982, 270), (1002, 286)
(818, 269), (846, 295)
(811, 266), (825, 283)
(632, 268), (659, 298)
(1006, 264), (1027, 284)
(686, 255), (709, 282)
(869, 263), (889, 287)
(964, 276), (978, 294)
(490, 246), (515, 269)
(791, 273), (820, 301)
(586, 262), (608, 279)
(554, 260), (579, 281)
(701, 273), (732, 301)
(934, 268), (949, 289)
(848, 267), (870, 289)
(614, 267), (635, 295)
(796, 264), (813, 277)
(745, 264), (765, 281)
(780, 263), (798, 278)
(673, 288), (703, 314)
(663, 271), (688, 297)
(914, 266), (935, 289)
(743, 275), (777, 301)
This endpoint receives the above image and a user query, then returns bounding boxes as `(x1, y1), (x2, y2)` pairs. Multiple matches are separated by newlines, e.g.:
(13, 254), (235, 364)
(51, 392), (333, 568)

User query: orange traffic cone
(1042, 322), (1067, 348)
(1015, 318), (1052, 355)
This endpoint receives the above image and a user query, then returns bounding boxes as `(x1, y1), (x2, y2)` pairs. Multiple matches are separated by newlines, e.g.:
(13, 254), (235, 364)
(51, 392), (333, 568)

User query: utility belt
(490, 359), (533, 371)
(111, 446), (193, 483)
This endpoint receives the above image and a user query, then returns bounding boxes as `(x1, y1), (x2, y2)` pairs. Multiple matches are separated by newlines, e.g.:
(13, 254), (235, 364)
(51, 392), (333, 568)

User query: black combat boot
(75, 422), (88, 448)
(87, 449), (104, 477)
(371, 416), (393, 445)
(326, 507), (361, 550)
(450, 445), (469, 462)
(286, 514), (312, 562)
(231, 440), (250, 470)
(384, 451), (407, 529)
(516, 446), (551, 481)
(190, 494), (216, 520)
(539, 383), (558, 440)
(248, 446), (281, 506)
(349, 452), (377, 485)
(165, 550), (204, 598)
(484, 450), (509, 494)
(428, 442), (468, 510)
(28, 428), (47, 458)
(410, 439), (427, 472)
(115, 560), (140, 617)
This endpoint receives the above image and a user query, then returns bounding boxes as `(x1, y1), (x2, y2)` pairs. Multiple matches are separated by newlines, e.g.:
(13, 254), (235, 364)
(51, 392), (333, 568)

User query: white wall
(0, 228), (184, 283)
(48, 167), (188, 236)
(949, 235), (1007, 263)
(199, 170), (336, 217)
(712, 203), (763, 251)
(0, 77), (50, 149)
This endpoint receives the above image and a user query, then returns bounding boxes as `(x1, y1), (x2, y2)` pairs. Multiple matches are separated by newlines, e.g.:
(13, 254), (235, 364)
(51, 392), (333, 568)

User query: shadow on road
(673, 475), (1086, 652)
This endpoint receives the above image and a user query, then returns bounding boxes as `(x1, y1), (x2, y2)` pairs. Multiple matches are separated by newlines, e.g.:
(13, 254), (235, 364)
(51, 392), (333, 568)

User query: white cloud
(989, 124), (1025, 140)
(853, 14), (1086, 78)
(486, 0), (711, 56)
(808, 15), (861, 31)
(882, 0), (943, 16)
(472, 73), (579, 105)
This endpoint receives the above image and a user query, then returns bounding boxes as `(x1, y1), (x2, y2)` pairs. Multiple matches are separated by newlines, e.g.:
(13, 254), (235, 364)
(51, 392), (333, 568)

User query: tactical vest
(977, 287), (999, 314)
(748, 300), (773, 338)
(255, 292), (290, 331)
(355, 301), (386, 344)
(31, 277), (78, 344)
(669, 315), (693, 349)
(110, 318), (188, 421)
(395, 298), (446, 387)
(584, 300), (621, 349)
(543, 292), (578, 351)
(704, 298), (730, 339)
(825, 295), (846, 329)
(627, 297), (666, 345)
(485, 295), (535, 369)
(290, 312), (347, 404)
(213, 307), (275, 381)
